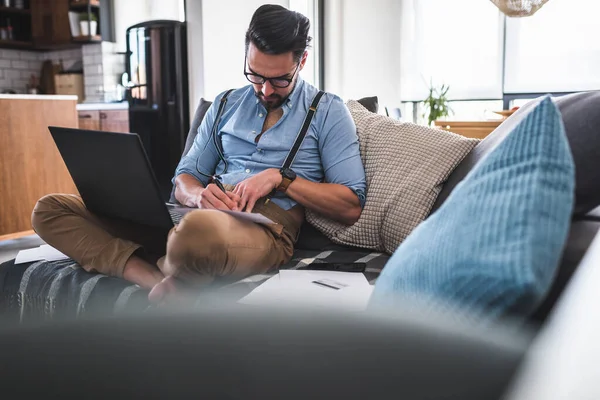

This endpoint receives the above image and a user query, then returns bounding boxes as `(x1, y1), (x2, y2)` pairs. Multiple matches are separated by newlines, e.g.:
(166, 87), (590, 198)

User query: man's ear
(299, 51), (308, 71)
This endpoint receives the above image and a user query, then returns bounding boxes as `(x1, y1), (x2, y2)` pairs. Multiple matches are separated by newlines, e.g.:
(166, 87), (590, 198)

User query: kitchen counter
(77, 102), (129, 111)
(0, 94), (78, 100)
(0, 95), (79, 240)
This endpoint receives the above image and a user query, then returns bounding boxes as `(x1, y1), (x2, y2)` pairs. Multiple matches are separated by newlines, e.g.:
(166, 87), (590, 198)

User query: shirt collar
(286, 75), (305, 109)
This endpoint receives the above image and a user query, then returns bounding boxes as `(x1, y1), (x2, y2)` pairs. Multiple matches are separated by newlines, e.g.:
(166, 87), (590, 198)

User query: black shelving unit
(0, 2), (32, 48)
(68, 0), (113, 43)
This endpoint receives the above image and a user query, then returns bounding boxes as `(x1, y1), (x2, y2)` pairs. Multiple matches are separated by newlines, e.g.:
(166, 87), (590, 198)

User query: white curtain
(399, 0), (504, 101)
(504, 0), (600, 93)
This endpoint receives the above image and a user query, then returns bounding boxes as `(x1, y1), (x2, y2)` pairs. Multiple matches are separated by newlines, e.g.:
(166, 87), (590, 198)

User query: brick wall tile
(1, 50), (21, 60)
(5, 69), (21, 79)
(11, 60), (28, 69)
(19, 51), (39, 61)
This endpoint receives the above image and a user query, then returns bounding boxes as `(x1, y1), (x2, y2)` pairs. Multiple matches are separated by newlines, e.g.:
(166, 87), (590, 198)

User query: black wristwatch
(276, 167), (297, 193)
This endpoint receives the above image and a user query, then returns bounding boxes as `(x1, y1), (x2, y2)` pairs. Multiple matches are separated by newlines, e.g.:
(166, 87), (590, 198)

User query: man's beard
(254, 81), (297, 111)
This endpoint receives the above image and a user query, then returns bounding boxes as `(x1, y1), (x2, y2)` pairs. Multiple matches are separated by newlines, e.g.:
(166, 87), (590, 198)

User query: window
(399, 0), (600, 122)
(399, 0), (504, 101)
(504, 0), (600, 93)
(288, 0), (321, 88)
(402, 100), (503, 125)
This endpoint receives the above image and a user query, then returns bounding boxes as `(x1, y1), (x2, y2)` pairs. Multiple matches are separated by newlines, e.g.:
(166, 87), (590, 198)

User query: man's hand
(233, 168), (282, 213)
(195, 184), (241, 211)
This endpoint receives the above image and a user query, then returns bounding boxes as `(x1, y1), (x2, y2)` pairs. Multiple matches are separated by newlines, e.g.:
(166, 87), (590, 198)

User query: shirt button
(258, 113), (264, 118)
(257, 148), (262, 152)
(245, 169), (251, 173)
(251, 130), (256, 135)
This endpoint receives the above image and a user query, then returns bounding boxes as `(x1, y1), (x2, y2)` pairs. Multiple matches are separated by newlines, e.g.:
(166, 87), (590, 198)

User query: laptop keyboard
(169, 209), (184, 225)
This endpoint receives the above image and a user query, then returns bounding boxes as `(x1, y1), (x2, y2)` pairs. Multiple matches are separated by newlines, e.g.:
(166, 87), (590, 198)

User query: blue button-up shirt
(174, 77), (367, 211)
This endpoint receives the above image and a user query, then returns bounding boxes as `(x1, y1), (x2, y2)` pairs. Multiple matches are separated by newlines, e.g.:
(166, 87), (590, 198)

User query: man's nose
(261, 80), (275, 97)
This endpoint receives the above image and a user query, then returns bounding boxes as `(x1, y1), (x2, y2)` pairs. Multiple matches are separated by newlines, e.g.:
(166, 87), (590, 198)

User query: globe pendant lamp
(490, 0), (550, 17)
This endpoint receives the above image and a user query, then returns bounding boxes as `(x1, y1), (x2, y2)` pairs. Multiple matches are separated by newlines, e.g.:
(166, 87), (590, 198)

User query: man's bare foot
(123, 255), (165, 289)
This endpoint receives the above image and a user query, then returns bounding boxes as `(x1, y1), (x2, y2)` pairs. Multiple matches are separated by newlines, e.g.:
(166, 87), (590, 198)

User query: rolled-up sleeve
(173, 92), (226, 187)
(318, 96), (367, 207)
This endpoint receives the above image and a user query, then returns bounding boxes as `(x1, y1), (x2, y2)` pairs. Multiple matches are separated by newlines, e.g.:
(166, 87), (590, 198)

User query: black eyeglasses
(243, 55), (300, 88)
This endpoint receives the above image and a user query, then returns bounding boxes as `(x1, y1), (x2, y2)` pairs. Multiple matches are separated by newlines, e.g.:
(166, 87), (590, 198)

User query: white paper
(167, 205), (275, 226)
(218, 210), (275, 225)
(238, 270), (373, 312)
(278, 269), (369, 287)
(15, 244), (69, 264)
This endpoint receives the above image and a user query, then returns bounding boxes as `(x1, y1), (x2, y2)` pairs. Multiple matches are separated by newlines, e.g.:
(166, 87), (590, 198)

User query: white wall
(186, 0), (205, 118)
(324, 0), (402, 109)
(113, 0), (185, 52)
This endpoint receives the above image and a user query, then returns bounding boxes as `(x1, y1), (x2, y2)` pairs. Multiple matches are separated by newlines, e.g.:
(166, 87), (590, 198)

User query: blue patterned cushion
(368, 97), (575, 325)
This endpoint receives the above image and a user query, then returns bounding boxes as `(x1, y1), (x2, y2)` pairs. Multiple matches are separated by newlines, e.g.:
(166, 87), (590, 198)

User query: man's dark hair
(245, 4), (312, 63)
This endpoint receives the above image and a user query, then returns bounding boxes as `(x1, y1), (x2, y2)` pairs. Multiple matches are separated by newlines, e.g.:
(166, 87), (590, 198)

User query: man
(31, 4), (366, 301)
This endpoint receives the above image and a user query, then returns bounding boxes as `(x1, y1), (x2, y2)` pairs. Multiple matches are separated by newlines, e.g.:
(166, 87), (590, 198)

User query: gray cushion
(555, 91), (600, 215)
(432, 91), (600, 216)
(183, 98), (213, 158)
(306, 100), (478, 254)
(357, 96), (379, 114)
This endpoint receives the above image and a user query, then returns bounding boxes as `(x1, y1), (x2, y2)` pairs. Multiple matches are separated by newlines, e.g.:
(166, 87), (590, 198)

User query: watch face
(281, 168), (296, 180)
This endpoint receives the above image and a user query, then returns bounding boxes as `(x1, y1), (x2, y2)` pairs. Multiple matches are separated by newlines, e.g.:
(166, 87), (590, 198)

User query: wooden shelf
(0, 39), (33, 49)
(72, 34), (102, 43)
(434, 120), (503, 140)
(0, 6), (31, 15)
(69, 0), (100, 8)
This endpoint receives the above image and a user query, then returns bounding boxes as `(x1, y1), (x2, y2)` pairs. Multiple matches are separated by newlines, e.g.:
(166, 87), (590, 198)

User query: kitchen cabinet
(99, 109), (129, 133)
(31, 0), (72, 49)
(0, 0), (113, 50)
(77, 109), (100, 130)
(78, 109), (129, 133)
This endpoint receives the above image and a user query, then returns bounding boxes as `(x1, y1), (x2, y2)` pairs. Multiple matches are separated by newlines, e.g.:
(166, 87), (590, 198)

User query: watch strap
(277, 176), (294, 193)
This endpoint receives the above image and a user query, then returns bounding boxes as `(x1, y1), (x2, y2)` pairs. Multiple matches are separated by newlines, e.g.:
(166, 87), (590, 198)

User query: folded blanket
(0, 250), (388, 323)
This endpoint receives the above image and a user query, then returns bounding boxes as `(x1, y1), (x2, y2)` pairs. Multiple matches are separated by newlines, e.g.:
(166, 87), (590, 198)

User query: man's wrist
(272, 168), (283, 188)
(187, 186), (204, 207)
(276, 167), (297, 193)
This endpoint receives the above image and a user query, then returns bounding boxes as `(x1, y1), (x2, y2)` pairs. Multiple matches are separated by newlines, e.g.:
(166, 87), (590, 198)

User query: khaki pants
(31, 193), (302, 284)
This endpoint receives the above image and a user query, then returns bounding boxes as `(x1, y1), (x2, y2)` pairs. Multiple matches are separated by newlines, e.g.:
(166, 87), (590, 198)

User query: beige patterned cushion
(305, 100), (479, 254)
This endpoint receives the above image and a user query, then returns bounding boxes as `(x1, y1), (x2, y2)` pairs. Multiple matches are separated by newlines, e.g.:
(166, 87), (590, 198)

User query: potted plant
(422, 80), (452, 127)
(79, 12), (98, 37)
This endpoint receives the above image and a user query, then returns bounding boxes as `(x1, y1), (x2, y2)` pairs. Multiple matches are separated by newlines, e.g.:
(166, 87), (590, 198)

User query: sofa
(0, 92), (599, 328)
(0, 92), (598, 399)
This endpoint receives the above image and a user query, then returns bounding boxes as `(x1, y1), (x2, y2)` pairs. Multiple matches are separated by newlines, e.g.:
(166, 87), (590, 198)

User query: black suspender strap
(204, 89), (325, 199)
(264, 90), (325, 205)
(195, 89), (234, 181)
(212, 88), (235, 176)
(281, 90), (325, 169)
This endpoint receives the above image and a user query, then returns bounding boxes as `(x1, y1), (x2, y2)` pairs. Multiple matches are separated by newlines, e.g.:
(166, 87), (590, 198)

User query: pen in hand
(212, 176), (241, 211)
(212, 176), (227, 194)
